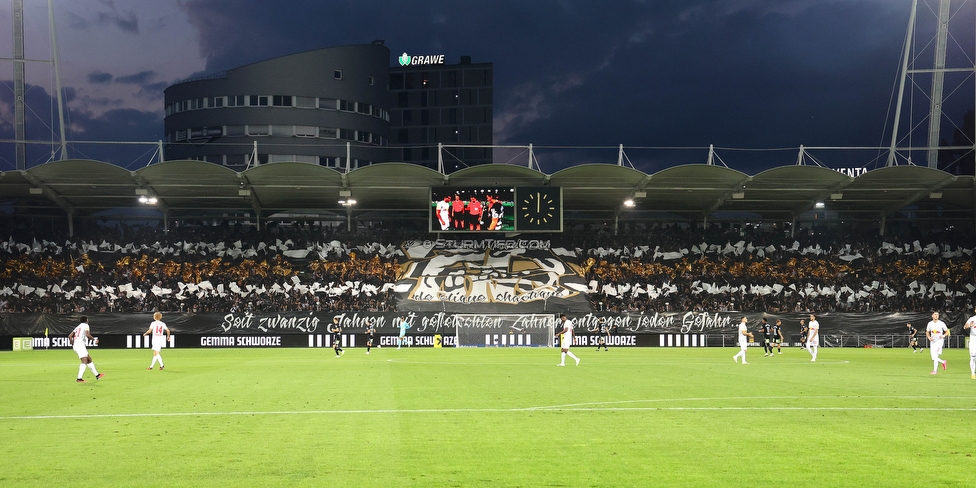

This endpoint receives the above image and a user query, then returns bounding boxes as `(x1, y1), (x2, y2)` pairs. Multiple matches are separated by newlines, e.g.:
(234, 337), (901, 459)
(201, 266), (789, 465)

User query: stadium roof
(0, 159), (972, 225)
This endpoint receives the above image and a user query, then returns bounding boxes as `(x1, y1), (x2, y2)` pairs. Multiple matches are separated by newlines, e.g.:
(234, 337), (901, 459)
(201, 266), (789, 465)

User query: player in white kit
(143, 311), (171, 370)
(732, 317), (753, 364)
(70, 316), (104, 382)
(556, 313), (580, 366)
(926, 311), (949, 375)
(964, 307), (976, 380)
(806, 313), (820, 362)
(436, 197), (451, 230)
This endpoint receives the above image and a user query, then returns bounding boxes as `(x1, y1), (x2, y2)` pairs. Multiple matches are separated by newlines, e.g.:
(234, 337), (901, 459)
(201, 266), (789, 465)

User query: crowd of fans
(573, 222), (975, 314)
(0, 219), (972, 314)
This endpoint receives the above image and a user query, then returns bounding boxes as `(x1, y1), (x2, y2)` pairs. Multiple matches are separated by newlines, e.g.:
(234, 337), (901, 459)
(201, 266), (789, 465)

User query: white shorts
(151, 337), (165, 352)
(930, 339), (944, 359)
(560, 336), (573, 349)
(738, 342), (748, 351)
(73, 344), (89, 359)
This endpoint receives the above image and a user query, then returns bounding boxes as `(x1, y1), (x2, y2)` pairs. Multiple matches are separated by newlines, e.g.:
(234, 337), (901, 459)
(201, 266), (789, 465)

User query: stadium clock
(515, 187), (562, 231)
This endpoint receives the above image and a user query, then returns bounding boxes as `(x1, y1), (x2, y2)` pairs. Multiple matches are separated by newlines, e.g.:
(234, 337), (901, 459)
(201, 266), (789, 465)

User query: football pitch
(2, 345), (975, 487)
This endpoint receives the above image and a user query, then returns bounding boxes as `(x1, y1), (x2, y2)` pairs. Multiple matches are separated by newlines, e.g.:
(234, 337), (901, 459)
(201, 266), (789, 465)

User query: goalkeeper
(397, 317), (412, 349)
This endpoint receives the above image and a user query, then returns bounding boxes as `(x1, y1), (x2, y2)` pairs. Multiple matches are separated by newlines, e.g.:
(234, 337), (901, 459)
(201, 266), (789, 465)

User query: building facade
(163, 44), (493, 172)
(163, 43), (391, 170)
(389, 55), (493, 172)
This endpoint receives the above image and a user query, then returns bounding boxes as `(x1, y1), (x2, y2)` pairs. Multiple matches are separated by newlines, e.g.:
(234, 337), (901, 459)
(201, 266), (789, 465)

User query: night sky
(0, 0), (973, 173)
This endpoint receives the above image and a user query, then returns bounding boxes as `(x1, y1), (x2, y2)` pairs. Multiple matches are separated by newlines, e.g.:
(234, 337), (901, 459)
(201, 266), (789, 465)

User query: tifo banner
(1, 311), (968, 337)
(394, 238), (592, 313)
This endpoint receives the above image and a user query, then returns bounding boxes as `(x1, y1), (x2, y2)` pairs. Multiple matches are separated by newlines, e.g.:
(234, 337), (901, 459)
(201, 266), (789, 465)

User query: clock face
(516, 187), (561, 231)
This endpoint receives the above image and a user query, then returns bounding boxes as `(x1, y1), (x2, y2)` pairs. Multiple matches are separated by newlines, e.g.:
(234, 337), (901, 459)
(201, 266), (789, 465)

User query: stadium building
(163, 43), (493, 172)
(163, 43), (392, 170)
(389, 54), (493, 172)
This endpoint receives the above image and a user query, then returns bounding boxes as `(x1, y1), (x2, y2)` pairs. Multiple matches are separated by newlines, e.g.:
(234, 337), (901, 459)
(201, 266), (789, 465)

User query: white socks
(78, 363), (87, 378)
(150, 355), (164, 368)
(87, 362), (99, 375)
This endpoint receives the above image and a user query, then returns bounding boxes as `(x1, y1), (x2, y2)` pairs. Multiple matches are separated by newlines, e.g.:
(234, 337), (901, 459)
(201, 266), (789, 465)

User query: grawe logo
(398, 52), (446, 66)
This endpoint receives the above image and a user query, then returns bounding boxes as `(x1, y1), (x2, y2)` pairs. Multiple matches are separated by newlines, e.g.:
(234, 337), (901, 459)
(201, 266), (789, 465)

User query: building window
(368, 76), (374, 86)
(357, 131), (371, 143)
(225, 125), (246, 136)
(295, 126), (317, 138)
(390, 73), (404, 90)
(247, 125), (270, 136)
(272, 95), (293, 107)
(319, 98), (337, 110)
(295, 96), (316, 108)
(339, 128), (354, 140)
(357, 103), (370, 114)
(334, 70), (342, 80)
(225, 154), (246, 167)
(271, 125), (293, 137)
(211, 96), (225, 108)
(319, 127), (338, 139)
(339, 100), (354, 112)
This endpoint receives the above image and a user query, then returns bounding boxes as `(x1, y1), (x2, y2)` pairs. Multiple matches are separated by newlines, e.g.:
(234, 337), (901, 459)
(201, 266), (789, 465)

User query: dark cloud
(66, 11), (89, 30)
(172, 0), (922, 169)
(0, 81), (162, 170)
(115, 70), (158, 85)
(136, 82), (170, 101)
(64, 0), (140, 33)
(96, 9), (139, 34)
(87, 71), (114, 84)
(14, 0), (968, 174)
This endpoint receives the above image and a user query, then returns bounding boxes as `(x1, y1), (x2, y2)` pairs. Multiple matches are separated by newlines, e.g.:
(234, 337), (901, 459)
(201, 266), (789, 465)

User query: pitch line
(4, 403), (976, 421)
(524, 394), (965, 410)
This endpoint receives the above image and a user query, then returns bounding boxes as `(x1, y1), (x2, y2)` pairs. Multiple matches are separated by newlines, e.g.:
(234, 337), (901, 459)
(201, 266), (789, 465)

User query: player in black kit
(591, 318), (611, 351)
(331, 316), (344, 357)
(365, 319), (376, 355)
(760, 318), (773, 357)
(907, 322), (920, 352)
(799, 319), (808, 349)
(773, 319), (785, 354)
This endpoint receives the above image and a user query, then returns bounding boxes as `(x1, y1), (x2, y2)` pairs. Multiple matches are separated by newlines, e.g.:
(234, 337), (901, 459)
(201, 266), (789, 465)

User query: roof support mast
(926, 0), (952, 168)
(10, 0), (69, 167)
(887, 0), (918, 167)
(13, 0), (25, 169)
(48, 0), (68, 161)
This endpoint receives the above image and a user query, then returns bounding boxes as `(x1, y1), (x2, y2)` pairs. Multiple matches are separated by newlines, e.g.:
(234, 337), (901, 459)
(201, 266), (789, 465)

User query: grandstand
(0, 168), (972, 351)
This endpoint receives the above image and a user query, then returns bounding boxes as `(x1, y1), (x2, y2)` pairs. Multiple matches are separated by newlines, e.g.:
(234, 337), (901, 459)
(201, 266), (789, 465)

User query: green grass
(1, 345), (975, 487)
